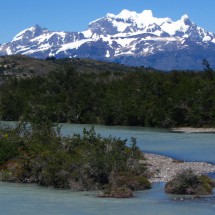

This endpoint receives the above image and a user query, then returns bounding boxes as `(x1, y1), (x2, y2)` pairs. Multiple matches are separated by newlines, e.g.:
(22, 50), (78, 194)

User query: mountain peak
(12, 25), (48, 42)
(107, 9), (136, 19)
(107, 9), (154, 21)
(181, 14), (189, 21)
(140, 10), (154, 18)
(181, 14), (192, 25)
(117, 9), (136, 19)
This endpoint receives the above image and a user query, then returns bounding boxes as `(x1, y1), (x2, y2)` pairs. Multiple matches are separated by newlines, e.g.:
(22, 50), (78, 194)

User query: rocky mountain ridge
(1, 9), (215, 70)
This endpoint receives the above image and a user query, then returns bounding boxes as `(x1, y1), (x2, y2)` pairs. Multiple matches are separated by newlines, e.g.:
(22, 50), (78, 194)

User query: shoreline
(171, 127), (215, 133)
(1, 152), (215, 195)
(144, 153), (215, 183)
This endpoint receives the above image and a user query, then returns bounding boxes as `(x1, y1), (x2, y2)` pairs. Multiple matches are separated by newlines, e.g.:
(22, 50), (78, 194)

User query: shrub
(0, 170), (13, 181)
(165, 169), (215, 195)
(109, 171), (151, 191)
(102, 186), (133, 198)
(0, 133), (19, 165)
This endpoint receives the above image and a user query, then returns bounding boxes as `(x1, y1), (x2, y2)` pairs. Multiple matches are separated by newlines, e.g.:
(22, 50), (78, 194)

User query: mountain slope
(1, 10), (215, 70)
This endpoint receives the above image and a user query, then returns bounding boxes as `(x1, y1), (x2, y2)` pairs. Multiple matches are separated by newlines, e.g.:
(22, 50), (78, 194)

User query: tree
(202, 59), (213, 80)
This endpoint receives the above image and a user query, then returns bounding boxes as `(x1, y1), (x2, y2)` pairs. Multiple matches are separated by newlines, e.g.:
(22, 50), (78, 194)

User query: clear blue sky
(1, 0), (215, 43)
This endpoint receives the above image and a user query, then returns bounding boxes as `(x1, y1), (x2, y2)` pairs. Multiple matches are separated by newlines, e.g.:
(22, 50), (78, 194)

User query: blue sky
(1, 0), (215, 43)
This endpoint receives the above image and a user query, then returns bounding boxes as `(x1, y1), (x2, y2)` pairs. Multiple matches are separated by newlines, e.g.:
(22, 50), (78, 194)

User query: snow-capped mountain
(1, 9), (215, 70)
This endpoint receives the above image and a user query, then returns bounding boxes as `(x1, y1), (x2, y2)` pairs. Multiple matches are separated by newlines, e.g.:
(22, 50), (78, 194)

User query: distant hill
(0, 55), (155, 79)
(0, 55), (60, 78)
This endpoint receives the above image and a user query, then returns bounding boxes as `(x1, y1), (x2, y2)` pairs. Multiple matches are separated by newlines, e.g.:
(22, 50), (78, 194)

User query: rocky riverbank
(144, 153), (215, 183)
(171, 127), (215, 133)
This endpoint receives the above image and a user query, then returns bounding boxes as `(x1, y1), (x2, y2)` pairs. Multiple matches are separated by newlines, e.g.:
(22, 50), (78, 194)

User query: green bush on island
(165, 169), (215, 195)
(101, 171), (151, 198)
(0, 119), (151, 197)
(102, 185), (133, 198)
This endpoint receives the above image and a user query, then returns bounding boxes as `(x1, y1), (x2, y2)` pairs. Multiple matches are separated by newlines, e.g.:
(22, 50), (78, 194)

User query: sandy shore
(143, 153), (215, 183)
(171, 127), (215, 133)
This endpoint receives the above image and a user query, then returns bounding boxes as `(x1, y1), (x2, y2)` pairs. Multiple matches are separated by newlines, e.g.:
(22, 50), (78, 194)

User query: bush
(0, 170), (13, 181)
(0, 133), (19, 165)
(165, 169), (215, 195)
(101, 185), (133, 198)
(109, 172), (151, 191)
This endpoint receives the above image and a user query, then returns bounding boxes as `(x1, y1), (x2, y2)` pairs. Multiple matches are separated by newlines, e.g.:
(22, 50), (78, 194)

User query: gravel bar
(171, 127), (215, 133)
(143, 153), (215, 183)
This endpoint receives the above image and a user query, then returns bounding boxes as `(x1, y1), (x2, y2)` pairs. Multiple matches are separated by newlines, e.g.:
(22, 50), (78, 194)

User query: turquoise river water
(0, 123), (215, 214)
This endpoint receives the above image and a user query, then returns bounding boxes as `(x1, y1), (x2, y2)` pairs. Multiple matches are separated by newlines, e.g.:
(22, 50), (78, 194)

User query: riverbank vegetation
(0, 119), (150, 197)
(165, 169), (215, 195)
(1, 56), (215, 198)
(0, 57), (215, 128)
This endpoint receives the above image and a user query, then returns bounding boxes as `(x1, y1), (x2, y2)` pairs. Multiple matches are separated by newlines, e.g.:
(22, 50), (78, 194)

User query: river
(60, 124), (215, 163)
(1, 123), (215, 214)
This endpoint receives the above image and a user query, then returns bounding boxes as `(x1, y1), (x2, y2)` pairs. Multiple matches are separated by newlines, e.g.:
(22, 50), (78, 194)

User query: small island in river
(0, 120), (215, 198)
(0, 121), (152, 198)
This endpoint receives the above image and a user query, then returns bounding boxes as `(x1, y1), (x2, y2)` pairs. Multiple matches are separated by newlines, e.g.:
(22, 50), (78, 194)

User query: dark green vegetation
(165, 170), (215, 195)
(0, 55), (215, 127)
(1, 55), (215, 198)
(0, 120), (150, 197)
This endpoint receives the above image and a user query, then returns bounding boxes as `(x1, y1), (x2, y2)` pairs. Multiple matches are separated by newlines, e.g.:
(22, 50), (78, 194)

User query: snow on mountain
(12, 25), (48, 42)
(86, 9), (170, 37)
(1, 9), (215, 70)
(0, 25), (85, 57)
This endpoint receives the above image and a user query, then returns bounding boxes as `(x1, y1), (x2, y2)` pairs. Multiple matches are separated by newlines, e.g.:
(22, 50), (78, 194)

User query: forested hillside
(0, 56), (215, 128)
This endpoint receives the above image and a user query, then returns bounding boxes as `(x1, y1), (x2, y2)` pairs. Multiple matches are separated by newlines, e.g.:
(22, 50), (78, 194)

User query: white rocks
(171, 127), (215, 133)
(144, 153), (215, 183)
